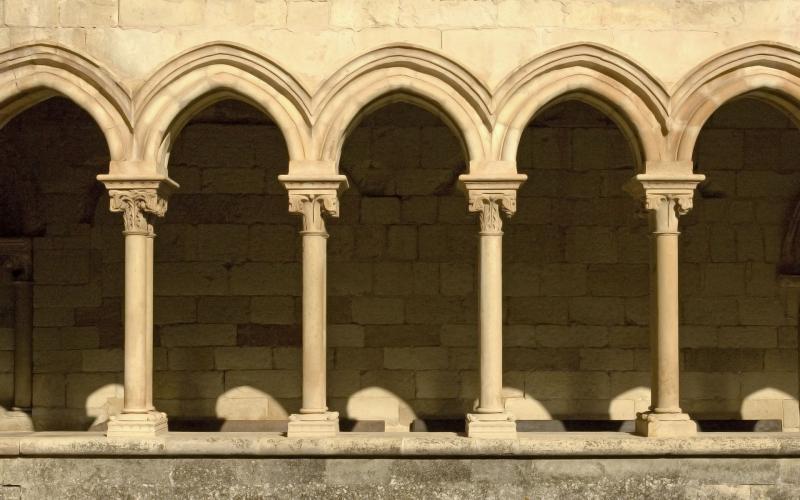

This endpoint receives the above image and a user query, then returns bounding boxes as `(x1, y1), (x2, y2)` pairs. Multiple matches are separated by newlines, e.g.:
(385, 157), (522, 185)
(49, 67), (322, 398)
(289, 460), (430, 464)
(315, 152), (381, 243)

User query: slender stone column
(626, 170), (702, 437)
(280, 174), (347, 438)
(0, 238), (34, 431)
(145, 230), (155, 411)
(13, 279), (33, 413)
(99, 177), (176, 438)
(460, 171), (525, 439)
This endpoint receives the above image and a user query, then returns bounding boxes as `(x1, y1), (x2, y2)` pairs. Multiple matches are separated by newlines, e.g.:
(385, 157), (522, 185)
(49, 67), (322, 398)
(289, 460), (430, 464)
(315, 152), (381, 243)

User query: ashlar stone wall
(0, 95), (798, 430)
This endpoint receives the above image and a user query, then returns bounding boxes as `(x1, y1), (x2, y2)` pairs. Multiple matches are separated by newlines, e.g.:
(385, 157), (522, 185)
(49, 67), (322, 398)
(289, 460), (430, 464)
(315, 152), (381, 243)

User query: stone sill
(1, 432), (800, 458)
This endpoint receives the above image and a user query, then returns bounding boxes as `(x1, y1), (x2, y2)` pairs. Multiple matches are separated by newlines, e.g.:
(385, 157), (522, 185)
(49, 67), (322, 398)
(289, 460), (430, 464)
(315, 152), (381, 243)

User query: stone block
(215, 346), (272, 370)
(254, 0), (288, 25)
(538, 264), (587, 296)
(440, 324), (475, 347)
(579, 348), (634, 371)
(272, 347), (301, 370)
(230, 263), (300, 296)
(197, 296), (250, 324)
(440, 262), (474, 296)
(504, 347), (580, 371)
(738, 298), (785, 326)
(154, 297), (197, 325)
(386, 225), (418, 260)
(608, 326), (647, 348)
(525, 371), (610, 400)
(225, 369), (300, 399)
(34, 285), (101, 308)
(405, 296), (465, 324)
(352, 297), (404, 325)
(536, 325), (608, 348)
(328, 369), (361, 397)
(81, 348), (123, 372)
(159, 324), (237, 347)
(683, 298), (739, 326)
(682, 372), (740, 400)
(569, 297), (624, 325)
(33, 308), (75, 327)
(717, 326), (777, 348)
(168, 347), (216, 370)
(384, 347), (449, 370)
(287, 0), (330, 30)
(401, 197), (438, 224)
(413, 262), (440, 295)
(119, 0), (204, 26)
(59, 0), (117, 26)
(66, 372), (122, 409)
(32, 373), (65, 407)
(34, 250), (90, 284)
(360, 369), (415, 400)
(399, 0), (496, 28)
(196, 224), (249, 261)
(333, 347), (384, 370)
(508, 297), (568, 325)
(155, 263), (229, 296)
(504, 325), (536, 347)
(5, 0), (58, 26)
(497, 0), (563, 27)
(764, 349), (798, 372)
(565, 227), (617, 263)
(236, 324), (300, 347)
(250, 296), (296, 325)
(416, 370), (460, 398)
(364, 324), (439, 347)
(361, 198), (401, 224)
(448, 347), (478, 369)
(329, 324), (365, 347)
(354, 225), (387, 259)
(587, 264), (648, 297)
(248, 224), (297, 262)
(33, 350), (82, 373)
(740, 371), (798, 399)
(684, 348), (764, 372)
(156, 371), (224, 399)
(372, 262), (412, 296)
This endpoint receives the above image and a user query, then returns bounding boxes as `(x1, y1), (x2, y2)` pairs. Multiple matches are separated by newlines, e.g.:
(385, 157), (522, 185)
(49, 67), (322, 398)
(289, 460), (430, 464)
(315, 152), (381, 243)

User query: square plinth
(287, 412), (339, 438)
(106, 411), (168, 439)
(636, 412), (697, 437)
(466, 413), (517, 439)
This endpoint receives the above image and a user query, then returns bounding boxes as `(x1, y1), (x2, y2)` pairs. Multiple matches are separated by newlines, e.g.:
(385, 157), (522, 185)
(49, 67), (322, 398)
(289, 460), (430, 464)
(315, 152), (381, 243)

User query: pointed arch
(0, 43), (132, 165)
(134, 42), (313, 175)
(493, 43), (669, 171)
(670, 42), (800, 162)
(313, 44), (493, 169)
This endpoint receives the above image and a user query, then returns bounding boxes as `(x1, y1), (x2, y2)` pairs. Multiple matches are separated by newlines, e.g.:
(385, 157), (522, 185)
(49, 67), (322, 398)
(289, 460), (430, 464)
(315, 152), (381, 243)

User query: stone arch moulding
(493, 43), (670, 171)
(134, 42), (313, 176)
(312, 44), (494, 171)
(0, 43), (133, 167)
(670, 42), (800, 162)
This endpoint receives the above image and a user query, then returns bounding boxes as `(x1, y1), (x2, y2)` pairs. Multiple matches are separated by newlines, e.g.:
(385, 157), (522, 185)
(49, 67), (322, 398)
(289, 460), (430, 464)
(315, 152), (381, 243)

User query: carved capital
(99, 177), (177, 235)
(288, 193), (340, 233)
(0, 238), (32, 281)
(108, 189), (168, 234)
(642, 192), (694, 233)
(468, 192), (517, 234)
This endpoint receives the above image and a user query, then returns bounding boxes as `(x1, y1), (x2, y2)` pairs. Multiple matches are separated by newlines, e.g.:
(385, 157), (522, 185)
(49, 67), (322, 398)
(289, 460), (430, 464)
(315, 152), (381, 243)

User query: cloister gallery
(1, 39), (799, 438)
(2, 1), (800, 495)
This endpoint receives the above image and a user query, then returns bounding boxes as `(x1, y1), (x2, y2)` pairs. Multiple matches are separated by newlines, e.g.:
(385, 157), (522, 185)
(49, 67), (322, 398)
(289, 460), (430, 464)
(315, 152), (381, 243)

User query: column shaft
(478, 233), (504, 413)
(300, 231), (328, 413)
(123, 231), (149, 413)
(145, 233), (155, 411)
(654, 231), (681, 413)
(12, 280), (33, 410)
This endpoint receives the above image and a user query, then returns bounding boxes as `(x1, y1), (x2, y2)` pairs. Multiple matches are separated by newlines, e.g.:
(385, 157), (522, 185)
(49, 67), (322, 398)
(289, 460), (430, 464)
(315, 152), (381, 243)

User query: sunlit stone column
(627, 167), (703, 437)
(460, 169), (525, 439)
(99, 176), (177, 438)
(280, 173), (348, 438)
(0, 238), (34, 431)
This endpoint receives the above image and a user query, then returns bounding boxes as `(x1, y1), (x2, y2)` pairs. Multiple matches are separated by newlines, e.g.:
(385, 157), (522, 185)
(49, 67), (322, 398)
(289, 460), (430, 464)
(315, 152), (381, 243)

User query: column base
(466, 412), (517, 439)
(0, 408), (34, 432)
(635, 411), (697, 437)
(287, 411), (339, 438)
(106, 411), (168, 439)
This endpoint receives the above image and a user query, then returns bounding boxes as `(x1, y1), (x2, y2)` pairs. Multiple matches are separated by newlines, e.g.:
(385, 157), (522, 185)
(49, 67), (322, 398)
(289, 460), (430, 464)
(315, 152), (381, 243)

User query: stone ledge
(1, 432), (800, 457)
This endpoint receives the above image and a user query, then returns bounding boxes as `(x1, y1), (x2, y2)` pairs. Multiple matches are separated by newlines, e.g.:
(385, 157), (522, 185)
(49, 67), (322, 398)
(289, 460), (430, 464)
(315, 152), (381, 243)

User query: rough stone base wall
(0, 96), (798, 430)
(1, 456), (799, 499)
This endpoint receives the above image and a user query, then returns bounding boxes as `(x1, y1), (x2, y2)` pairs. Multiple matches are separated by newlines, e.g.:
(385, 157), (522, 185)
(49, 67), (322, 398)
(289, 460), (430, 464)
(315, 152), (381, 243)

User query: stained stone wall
(0, 95), (798, 430)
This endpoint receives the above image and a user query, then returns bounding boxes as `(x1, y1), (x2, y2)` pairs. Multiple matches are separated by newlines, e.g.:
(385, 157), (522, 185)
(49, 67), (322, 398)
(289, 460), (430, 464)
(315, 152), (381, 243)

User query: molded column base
(466, 412), (517, 439)
(635, 411), (697, 437)
(0, 408), (33, 431)
(287, 412), (339, 438)
(106, 411), (168, 439)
